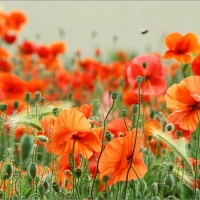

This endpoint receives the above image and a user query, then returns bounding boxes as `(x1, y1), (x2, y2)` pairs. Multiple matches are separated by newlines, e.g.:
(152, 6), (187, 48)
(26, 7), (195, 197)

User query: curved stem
(90, 100), (115, 199)
(160, 163), (170, 174)
(124, 83), (142, 199)
(123, 117), (129, 132)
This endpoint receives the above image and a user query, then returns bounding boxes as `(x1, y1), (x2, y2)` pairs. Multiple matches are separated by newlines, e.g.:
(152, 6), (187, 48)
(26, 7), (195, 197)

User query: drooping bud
(4, 163), (13, 179)
(37, 135), (49, 143)
(52, 182), (60, 193)
(164, 174), (175, 192)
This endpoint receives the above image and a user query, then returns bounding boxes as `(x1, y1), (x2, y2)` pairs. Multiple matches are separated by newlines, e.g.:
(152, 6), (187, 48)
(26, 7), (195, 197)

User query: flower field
(0, 9), (200, 200)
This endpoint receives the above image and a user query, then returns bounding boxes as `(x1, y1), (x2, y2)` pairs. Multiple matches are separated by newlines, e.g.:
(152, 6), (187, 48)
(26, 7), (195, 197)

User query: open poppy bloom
(163, 32), (200, 63)
(166, 75), (200, 130)
(50, 109), (101, 159)
(127, 54), (166, 95)
(99, 131), (147, 185)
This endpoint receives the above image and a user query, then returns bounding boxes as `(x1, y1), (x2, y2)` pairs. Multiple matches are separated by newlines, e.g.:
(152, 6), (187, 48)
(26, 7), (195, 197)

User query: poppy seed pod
(75, 168), (82, 178)
(142, 62), (147, 69)
(34, 91), (41, 101)
(0, 104), (8, 112)
(20, 134), (33, 162)
(132, 104), (138, 114)
(13, 101), (19, 109)
(121, 110), (127, 117)
(52, 182), (60, 193)
(25, 92), (31, 102)
(165, 123), (174, 132)
(105, 131), (112, 142)
(164, 174), (175, 192)
(136, 76), (143, 84)
(29, 162), (37, 180)
(111, 91), (118, 100)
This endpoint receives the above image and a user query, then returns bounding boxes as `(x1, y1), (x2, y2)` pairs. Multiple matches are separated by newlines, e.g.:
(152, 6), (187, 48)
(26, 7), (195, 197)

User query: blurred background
(1, 1), (200, 57)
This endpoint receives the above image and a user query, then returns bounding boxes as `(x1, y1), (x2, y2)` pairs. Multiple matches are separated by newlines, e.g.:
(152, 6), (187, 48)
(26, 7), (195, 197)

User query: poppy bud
(148, 135), (153, 142)
(38, 184), (45, 197)
(136, 76), (143, 84)
(166, 196), (176, 200)
(20, 134), (33, 162)
(37, 135), (49, 143)
(4, 163), (13, 179)
(177, 130), (182, 138)
(43, 180), (48, 191)
(0, 104), (8, 112)
(29, 162), (37, 180)
(139, 179), (147, 193)
(105, 131), (112, 142)
(103, 175), (109, 183)
(52, 182), (60, 193)
(164, 174), (175, 192)
(13, 101), (19, 110)
(40, 97), (45, 104)
(25, 92), (31, 102)
(121, 110), (127, 117)
(111, 91), (118, 100)
(151, 182), (158, 195)
(165, 123), (174, 132)
(75, 168), (82, 178)
(132, 104), (138, 114)
(142, 62), (147, 69)
(34, 91), (41, 101)
(52, 108), (60, 117)
(169, 165), (174, 172)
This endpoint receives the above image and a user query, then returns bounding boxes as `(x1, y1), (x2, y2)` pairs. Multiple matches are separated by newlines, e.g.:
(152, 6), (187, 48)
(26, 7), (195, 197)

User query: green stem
(90, 99), (115, 199)
(123, 117), (129, 132)
(194, 109), (200, 199)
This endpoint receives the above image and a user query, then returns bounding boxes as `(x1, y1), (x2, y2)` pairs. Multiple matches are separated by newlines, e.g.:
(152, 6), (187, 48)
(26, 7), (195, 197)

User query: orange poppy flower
(99, 131), (147, 185)
(73, 104), (93, 119)
(163, 32), (200, 63)
(127, 54), (166, 95)
(191, 55), (200, 75)
(49, 41), (67, 56)
(50, 109), (101, 159)
(166, 75), (200, 130)
(108, 118), (131, 138)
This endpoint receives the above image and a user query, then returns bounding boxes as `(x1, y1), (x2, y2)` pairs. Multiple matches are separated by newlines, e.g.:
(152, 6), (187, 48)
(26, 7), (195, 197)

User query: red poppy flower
(191, 55), (200, 75)
(2, 32), (17, 44)
(127, 54), (166, 95)
(166, 75), (200, 130)
(163, 32), (200, 63)
(50, 109), (101, 159)
(99, 131), (147, 185)
(36, 45), (49, 58)
(19, 41), (36, 55)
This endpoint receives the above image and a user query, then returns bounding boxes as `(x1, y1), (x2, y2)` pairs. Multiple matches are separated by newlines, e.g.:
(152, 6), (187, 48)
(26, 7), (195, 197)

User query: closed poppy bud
(111, 91), (118, 100)
(29, 162), (37, 180)
(121, 110), (127, 117)
(142, 62), (147, 69)
(40, 97), (45, 104)
(37, 135), (49, 143)
(25, 92), (31, 102)
(34, 91), (41, 101)
(4, 163), (13, 179)
(43, 180), (48, 191)
(52, 182), (60, 193)
(136, 76), (143, 84)
(52, 108), (60, 117)
(75, 168), (82, 178)
(38, 184), (45, 197)
(0, 104), (8, 112)
(13, 101), (19, 109)
(151, 182), (158, 195)
(132, 104), (138, 114)
(20, 134), (33, 162)
(164, 174), (175, 192)
(139, 179), (147, 193)
(165, 123), (174, 132)
(169, 165), (174, 172)
(105, 131), (112, 142)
